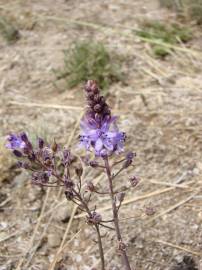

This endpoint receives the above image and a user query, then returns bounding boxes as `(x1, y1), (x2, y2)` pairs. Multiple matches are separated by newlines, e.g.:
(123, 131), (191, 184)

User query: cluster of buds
(6, 133), (77, 187)
(84, 80), (111, 125)
(86, 211), (102, 225)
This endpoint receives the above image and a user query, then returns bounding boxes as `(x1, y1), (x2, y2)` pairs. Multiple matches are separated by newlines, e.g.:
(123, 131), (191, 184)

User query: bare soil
(0, 0), (202, 269)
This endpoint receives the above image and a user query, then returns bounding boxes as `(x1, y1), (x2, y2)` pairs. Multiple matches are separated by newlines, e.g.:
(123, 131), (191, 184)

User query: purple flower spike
(6, 134), (26, 150)
(79, 80), (126, 156)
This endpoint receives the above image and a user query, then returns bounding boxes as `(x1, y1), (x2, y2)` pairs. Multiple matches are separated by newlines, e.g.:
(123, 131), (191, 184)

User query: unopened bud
(87, 211), (102, 225)
(93, 94), (100, 103)
(116, 192), (125, 203)
(20, 132), (28, 143)
(86, 181), (96, 192)
(51, 140), (58, 152)
(94, 104), (102, 112)
(129, 175), (139, 187)
(123, 152), (136, 168)
(13, 150), (22, 157)
(89, 160), (98, 168)
(75, 164), (83, 177)
(65, 190), (74, 201)
(64, 178), (74, 189)
(118, 241), (127, 251)
(38, 138), (44, 149)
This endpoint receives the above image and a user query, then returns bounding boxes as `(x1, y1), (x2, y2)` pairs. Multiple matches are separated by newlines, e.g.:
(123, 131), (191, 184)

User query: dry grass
(0, 0), (202, 269)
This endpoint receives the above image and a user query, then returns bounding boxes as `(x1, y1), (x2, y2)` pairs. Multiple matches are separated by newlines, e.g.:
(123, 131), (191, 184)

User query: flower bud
(129, 175), (139, 187)
(116, 192), (125, 203)
(75, 164), (83, 178)
(94, 104), (102, 112)
(87, 211), (102, 225)
(20, 132), (28, 143)
(89, 160), (98, 168)
(65, 190), (74, 201)
(38, 138), (44, 149)
(123, 152), (136, 168)
(93, 94), (100, 103)
(86, 181), (96, 192)
(13, 149), (22, 157)
(51, 140), (58, 152)
(42, 172), (49, 183)
(64, 178), (74, 189)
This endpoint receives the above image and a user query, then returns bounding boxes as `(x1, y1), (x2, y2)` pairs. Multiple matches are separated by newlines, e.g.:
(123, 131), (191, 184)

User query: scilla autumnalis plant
(6, 80), (139, 270)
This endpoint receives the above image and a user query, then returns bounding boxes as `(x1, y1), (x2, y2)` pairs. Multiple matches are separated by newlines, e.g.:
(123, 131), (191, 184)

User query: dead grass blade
(37, 15), (202, 57)
(146, 189), (200, 224)
(16, 188), (51, 270)
(48, 205), (78, 270)
(9, 101), (82, 111)
(154, 239), (201, 257)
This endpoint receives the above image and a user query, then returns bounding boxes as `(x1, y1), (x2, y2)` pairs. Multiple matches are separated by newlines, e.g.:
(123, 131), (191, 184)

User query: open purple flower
(6, 133), (26, 150)
(80, 115), (126, 156)
(79, 81), (126, 157)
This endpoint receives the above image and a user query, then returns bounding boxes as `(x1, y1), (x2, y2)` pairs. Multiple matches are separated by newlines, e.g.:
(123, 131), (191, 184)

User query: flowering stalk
(6, 80), (139, 270)
(79, 80), (136, 269)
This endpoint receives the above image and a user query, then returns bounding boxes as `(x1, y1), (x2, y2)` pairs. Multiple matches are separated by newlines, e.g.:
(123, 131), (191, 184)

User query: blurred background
(0, 0), (202, 269)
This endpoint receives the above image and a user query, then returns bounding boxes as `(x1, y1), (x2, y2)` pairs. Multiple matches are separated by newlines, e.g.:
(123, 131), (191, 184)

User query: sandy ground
(0, 0), (202, 269)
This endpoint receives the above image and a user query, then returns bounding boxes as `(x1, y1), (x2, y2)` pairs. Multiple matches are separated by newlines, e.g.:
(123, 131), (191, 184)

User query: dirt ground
(0, 0), (202, 269)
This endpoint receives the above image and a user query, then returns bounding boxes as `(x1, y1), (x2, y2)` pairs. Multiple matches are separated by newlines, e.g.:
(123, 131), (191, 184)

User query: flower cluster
(6, 132), (32, 158)
(79, 80), (126, 157)
(6, 133), (76, 187)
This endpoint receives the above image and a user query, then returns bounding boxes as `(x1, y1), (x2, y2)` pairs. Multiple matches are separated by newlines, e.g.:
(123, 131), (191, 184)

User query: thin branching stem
(72, 189), (105, 269)
(104, 157), (132, 270)
(95, 224), (105, 270)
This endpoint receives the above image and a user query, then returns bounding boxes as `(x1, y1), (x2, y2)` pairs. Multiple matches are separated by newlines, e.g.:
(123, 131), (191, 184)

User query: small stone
(48, 234), (61, 248)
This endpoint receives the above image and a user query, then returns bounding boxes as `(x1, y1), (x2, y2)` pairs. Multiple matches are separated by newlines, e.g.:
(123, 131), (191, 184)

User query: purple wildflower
(80, 116), (125, 156)
(6, 133), (26, 150)
(79, 80), (126, 156)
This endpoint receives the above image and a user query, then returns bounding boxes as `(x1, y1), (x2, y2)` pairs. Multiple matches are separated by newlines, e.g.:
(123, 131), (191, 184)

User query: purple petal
(95, 138), (103, 152)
